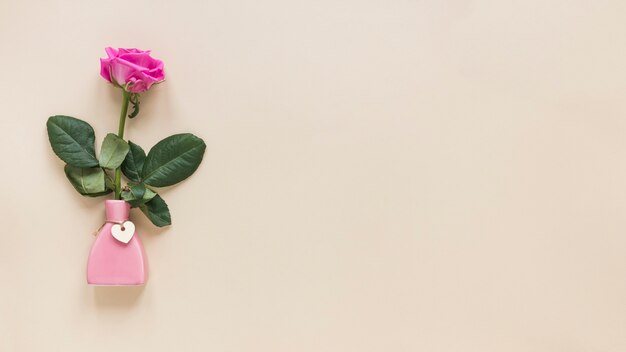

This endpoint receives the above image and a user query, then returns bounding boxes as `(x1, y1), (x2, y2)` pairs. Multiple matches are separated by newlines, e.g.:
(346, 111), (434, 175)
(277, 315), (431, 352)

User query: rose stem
(114, 90), (131, 200)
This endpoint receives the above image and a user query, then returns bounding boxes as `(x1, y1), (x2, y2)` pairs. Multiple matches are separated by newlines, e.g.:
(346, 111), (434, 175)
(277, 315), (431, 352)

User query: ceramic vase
(87, 200), (147, 285)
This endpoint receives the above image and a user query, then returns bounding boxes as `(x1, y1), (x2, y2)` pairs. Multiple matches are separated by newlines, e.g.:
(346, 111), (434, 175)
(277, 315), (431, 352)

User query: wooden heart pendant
(111, 221), (135, 244)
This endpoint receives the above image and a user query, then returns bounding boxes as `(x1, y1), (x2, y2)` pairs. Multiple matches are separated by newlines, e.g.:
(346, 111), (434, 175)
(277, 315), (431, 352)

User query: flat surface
(1, 0), (626, 351)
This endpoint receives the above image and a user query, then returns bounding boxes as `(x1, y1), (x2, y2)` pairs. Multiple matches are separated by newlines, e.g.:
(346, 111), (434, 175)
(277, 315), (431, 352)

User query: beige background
(1, 0), (626, 351)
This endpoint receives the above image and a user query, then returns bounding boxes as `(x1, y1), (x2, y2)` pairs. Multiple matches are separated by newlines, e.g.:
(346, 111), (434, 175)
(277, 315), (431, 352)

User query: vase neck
(105, 200), (130, 222)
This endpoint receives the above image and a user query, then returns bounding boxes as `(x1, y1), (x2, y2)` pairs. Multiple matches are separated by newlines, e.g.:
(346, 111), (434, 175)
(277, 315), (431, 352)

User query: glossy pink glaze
(87, 200), (147, 285)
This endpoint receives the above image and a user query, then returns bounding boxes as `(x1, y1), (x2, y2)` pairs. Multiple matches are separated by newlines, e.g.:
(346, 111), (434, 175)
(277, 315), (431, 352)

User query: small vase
(87, 200), (147, 285)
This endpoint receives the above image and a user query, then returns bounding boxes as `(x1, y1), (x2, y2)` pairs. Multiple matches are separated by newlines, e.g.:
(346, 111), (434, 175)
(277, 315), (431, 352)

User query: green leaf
(121, 141), (146, 182)
(143, 187), (157, 202)
(64, 165), (112, 197)
(139, 194), (171, 227)
(121, 183), (156, 208)
(46, 115), (99, 167)
(104, 171), (114, 191)
(121, 183), (145, 207)
(142, 133), (206, 187)
(99, 133), (129, 169)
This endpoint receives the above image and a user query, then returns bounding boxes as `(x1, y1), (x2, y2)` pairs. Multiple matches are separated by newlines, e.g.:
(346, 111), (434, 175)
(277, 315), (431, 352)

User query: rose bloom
(100, 47), (165, 93)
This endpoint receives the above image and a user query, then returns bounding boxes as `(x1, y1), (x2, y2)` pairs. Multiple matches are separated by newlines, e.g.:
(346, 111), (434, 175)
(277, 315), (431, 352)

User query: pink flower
(100, 47), (165, 93)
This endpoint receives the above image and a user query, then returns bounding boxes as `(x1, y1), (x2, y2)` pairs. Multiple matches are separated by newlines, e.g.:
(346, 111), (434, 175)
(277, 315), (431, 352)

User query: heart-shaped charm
(111, 221), (135, 244)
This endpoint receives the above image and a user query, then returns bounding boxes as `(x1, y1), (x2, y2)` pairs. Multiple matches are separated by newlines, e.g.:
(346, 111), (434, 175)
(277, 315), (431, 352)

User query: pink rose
(100, 47), (165, 93)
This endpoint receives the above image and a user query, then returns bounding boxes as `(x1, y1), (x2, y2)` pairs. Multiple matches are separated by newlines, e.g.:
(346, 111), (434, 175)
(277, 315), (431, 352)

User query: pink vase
(87, 200), (147, 285)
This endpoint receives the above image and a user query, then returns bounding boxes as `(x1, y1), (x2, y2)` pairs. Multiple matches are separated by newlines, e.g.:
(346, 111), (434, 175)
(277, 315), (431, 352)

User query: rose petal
(127, 80), (148, 93)
(99, 58), (112, 82)
(119, 48), (149, 55)
(104, 47), (119, 58)
(109, 58), (144, 86)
